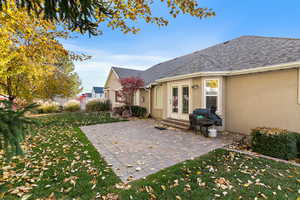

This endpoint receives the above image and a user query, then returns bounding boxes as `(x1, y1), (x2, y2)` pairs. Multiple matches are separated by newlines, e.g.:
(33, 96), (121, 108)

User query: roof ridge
(239, 35), (300, 41)
(112, 66), (143, 71)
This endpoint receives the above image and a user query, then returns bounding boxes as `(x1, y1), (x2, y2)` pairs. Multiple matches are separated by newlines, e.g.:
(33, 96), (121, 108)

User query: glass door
(168, 82), (191, 120)
(172, 87), (178, 113)
(182, 86), (189, 114)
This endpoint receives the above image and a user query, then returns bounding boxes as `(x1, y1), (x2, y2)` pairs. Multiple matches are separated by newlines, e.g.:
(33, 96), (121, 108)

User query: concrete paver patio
(81, 120), (234, 182)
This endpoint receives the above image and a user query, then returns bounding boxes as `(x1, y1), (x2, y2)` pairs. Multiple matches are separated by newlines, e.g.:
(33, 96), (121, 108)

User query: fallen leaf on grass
(197, 178), (206, 187)
(184, 184), (191, 192)
(21, 194), (32, 200)
(215, 178), (233, 190)
(176, 195), (182, 200)
(277, 185), (282, 191)
(115, 183), (131, 190)
(173, 179), (179, 187)
(259, 193), (268, 199)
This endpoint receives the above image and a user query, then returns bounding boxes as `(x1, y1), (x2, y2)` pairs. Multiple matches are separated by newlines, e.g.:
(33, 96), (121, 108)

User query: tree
(118, 76), (144, 114)
(0, 0), (82, 102)
(0, 100), (38, 158)
(36, 57), (82, 100)
(0, 0), (215, 35)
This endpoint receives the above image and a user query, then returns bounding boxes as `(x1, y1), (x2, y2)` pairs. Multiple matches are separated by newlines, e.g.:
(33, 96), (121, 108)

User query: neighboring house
(92, 86), (104, 98)
(104, 36), (300, 134)
(104, 67), (143, 108)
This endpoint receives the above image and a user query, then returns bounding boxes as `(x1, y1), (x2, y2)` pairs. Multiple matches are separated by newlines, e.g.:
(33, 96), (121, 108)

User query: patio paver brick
(81, 120), (233, 182)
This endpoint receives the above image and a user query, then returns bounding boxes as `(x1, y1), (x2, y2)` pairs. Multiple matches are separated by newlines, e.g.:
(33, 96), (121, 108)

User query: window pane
(182, 86), (189, 114)
(206, 96), (217, 110)
(205, 80), (219, 96)
(172, 87), (178, 113)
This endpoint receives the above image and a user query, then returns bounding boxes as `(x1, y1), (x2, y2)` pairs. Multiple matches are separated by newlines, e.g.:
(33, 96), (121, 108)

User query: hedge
(64, 100), (80, 112)
(251, 127), (300, 160)
(113, 105), (147, 117)
(37, 101), (60, 113)
(131, 106), (147, 117)
(86, 99), (111, 112)
(294, 132), (300, 157)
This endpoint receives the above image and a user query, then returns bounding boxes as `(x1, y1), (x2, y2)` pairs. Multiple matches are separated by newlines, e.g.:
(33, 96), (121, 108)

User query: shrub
(112, 106), (126, 116)
(64, 100), (80, 112)
(112, 105), (147, 117)
(293, 133), (300, 157)
(37, 101), (60, 113)
(86, 99), (111, 112)
(131, 106), (147, 117)
(251, 127), (298, 160)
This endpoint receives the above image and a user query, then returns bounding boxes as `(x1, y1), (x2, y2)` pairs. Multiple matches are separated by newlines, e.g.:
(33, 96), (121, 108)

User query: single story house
(104, 36), (300, 134)
(92, 86), (104, 98)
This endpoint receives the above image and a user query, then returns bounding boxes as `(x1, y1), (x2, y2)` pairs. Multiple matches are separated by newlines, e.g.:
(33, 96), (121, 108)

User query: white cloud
(63, 43), (170, 92)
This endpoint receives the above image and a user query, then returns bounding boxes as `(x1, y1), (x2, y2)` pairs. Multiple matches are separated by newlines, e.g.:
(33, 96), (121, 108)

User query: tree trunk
(7, 77), (15, 102)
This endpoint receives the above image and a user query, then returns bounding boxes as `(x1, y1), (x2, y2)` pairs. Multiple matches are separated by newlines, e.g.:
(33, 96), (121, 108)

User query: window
(115, 91), (123, 102)
(155, 86), (163, 108)
(204, 79), (219, 110)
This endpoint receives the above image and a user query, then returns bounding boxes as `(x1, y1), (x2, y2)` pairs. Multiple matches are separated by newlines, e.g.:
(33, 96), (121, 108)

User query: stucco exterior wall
(191, 77), (202, 110)
(139, 89), (150, 114)
(104, 71), (123, 108)
(150, 84), (167, 119)
(225, 68), (300, 134)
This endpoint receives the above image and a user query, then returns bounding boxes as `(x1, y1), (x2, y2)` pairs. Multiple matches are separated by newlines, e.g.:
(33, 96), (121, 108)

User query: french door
(169, 81), (191, 120)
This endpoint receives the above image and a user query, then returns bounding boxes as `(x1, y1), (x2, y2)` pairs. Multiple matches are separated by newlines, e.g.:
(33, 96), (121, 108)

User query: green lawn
(1, 112), (122, 199)
(119, 149), (300, 200)
(1, 112), (300, 200)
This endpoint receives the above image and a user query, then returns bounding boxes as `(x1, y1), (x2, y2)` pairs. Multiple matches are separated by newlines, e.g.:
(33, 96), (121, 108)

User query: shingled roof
(92, 87), (104, 94)
(112, 66), (143, 79)
(113, 36), (300, 85)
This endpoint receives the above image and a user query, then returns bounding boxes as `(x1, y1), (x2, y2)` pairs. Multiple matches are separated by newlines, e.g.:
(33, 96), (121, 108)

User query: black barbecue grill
(189, 106), (222, 137)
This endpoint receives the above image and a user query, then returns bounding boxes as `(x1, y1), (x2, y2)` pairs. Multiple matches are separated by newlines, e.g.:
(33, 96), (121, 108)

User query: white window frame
(154, 86), (163, 109)
(202, 78), (221, 113)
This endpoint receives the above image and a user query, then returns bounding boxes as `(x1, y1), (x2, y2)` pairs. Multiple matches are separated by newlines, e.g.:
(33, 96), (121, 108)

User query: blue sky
(60, 0), (300, 93)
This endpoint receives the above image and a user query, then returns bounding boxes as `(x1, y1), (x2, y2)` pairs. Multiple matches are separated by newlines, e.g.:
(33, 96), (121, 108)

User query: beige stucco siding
(226, 68), (300, 134)
(150, 84), (167, 119)
(104, 71), (123, 108)
(191, 77), (202, 110)
(139, 89), (150, 113)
